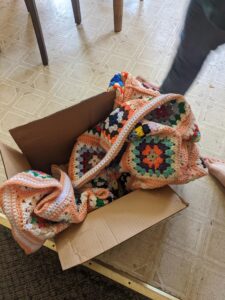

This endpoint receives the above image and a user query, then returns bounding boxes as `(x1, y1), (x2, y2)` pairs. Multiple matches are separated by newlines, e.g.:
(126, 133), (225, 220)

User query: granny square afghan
(0, 72), (207, 253)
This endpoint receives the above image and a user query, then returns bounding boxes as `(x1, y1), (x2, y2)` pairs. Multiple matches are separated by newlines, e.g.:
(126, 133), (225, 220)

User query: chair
(24, 0), (142, 65)
(24, 0), (81, 66)
(24, 0), (48, 65)
(75, 0), (143, 33)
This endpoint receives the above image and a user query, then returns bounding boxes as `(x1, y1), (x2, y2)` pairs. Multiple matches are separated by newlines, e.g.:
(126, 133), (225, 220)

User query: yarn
(0, 72), (207, 254)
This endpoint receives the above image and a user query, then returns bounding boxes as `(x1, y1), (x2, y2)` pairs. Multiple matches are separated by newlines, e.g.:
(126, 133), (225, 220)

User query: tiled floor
(1, 0), (225, 299)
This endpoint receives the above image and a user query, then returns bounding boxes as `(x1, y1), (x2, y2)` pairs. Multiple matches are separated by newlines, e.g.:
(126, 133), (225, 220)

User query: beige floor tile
(7, 65), (37, 86)
(105, 54), (130, 72)
(1, 111), (27, 133)
(3, 40), (29, 62)
(0, 82), (17, 105)
(152, 245), (194, 299)
(0, 56), (14, 78)
(202, 102), (225, 129)
(164, 210), (205, 255)
(204, 224), (225, 267)
(13, 93), (45, 115)
(38, 101), (66, 118)
(188, 264), (225, 300)
(56, 80), (86, 102)
(33, 72), (59, 93)
(69, 62), (96, 83)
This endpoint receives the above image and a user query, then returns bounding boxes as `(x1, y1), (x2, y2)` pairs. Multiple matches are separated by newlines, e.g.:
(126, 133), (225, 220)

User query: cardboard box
(0, 91), (187, 270)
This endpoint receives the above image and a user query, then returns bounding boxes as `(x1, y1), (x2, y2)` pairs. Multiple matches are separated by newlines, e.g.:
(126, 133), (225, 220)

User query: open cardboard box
(0, 91), (188, 271)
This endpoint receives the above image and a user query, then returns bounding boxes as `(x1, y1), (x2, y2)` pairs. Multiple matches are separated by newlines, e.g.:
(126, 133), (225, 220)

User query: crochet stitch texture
(0, 72), (207, 254)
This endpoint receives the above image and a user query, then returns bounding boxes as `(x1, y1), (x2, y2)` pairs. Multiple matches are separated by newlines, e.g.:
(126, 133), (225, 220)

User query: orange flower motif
(142, 145), (163, 169)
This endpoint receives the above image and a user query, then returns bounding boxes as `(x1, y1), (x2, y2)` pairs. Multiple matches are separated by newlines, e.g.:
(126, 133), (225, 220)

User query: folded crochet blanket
(0, 72), (207, 253)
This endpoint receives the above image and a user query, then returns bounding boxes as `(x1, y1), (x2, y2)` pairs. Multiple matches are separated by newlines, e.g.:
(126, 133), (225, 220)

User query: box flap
(56, 186), (187, 270)
(10, 91), (115, 173)
(0, 142), (30, 179)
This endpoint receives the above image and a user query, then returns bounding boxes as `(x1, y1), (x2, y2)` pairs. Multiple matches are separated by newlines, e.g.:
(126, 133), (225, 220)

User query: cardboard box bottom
(55, 187), (187, 270)
(0, 141), (187, 270)
(0, 92), (188, 271)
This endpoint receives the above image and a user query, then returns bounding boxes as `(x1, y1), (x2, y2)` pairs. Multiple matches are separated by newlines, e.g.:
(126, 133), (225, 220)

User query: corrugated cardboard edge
(0, 142), (30, 178)
(0, 138), (188, 273)
(56, 187), (188, 270)
(9, 91), (115, 173)
(0, 99), (189, 273)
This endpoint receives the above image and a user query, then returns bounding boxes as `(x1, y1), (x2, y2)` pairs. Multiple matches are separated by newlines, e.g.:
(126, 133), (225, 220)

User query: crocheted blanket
(0, 72), (207, 254)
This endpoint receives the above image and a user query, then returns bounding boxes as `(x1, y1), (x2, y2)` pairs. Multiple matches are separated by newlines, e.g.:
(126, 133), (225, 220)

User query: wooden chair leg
(24, 0), (30, 12)
(71, 0), (81, 25)
(113, 0), (123, 33)
(26, 0), (48, 66)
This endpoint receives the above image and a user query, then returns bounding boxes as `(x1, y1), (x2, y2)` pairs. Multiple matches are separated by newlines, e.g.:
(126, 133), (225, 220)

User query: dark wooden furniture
(24, 0), (143, 65)
(24, 0), (48, 65)
(24, 0), (81, 66)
